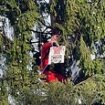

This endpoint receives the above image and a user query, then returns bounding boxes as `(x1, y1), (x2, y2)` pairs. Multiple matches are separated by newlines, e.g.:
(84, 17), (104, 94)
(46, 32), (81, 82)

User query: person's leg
(44, 71), (58, 82)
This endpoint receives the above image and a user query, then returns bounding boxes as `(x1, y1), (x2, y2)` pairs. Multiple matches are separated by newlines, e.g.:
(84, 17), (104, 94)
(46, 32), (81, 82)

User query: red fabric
(44, 71), (65, 82)
(41, 42), (52, 70)
(40, 42), (65, 82)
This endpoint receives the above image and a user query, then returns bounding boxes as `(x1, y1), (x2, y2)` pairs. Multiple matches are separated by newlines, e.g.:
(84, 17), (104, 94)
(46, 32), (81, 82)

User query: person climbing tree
(40, 27), (66, 82)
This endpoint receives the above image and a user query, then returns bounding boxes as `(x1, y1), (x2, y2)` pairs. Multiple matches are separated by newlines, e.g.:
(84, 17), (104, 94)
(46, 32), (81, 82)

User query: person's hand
(50, 38), (56, 43)
(50, 41), (59, 46)
(50, 36), (59, 46)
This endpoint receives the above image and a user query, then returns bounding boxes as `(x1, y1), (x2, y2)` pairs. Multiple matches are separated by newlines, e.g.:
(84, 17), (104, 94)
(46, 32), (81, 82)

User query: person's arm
(41, 42), (52, 69)
(42, 42), (52, 50)
(42, 42), (52, 58)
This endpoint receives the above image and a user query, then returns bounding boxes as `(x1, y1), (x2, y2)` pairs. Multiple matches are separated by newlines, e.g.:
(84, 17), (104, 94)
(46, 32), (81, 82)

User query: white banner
(48, 46), (66, 64)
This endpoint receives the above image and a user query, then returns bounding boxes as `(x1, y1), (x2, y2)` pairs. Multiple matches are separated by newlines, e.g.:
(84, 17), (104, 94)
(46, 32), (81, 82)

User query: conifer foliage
(0, 0), (105, 105)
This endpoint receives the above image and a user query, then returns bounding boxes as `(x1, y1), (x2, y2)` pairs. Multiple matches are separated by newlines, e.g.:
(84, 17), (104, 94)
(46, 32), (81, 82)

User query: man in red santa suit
(40, 27), (66, 82)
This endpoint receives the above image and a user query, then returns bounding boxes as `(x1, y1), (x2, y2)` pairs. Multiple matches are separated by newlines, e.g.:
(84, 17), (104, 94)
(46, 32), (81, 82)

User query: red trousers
(43, 70), (65, 82)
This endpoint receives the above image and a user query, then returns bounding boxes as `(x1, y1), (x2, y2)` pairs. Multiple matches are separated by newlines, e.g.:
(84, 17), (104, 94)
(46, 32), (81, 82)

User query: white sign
(48, 46), (66, 64)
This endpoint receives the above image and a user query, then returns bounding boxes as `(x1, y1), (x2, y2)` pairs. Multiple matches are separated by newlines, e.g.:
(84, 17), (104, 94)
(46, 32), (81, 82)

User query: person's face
(52, 34), (60, 41)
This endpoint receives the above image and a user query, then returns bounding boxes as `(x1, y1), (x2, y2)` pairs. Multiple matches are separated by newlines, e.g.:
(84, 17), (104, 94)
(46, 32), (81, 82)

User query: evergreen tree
(0, 0), (105, 105)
